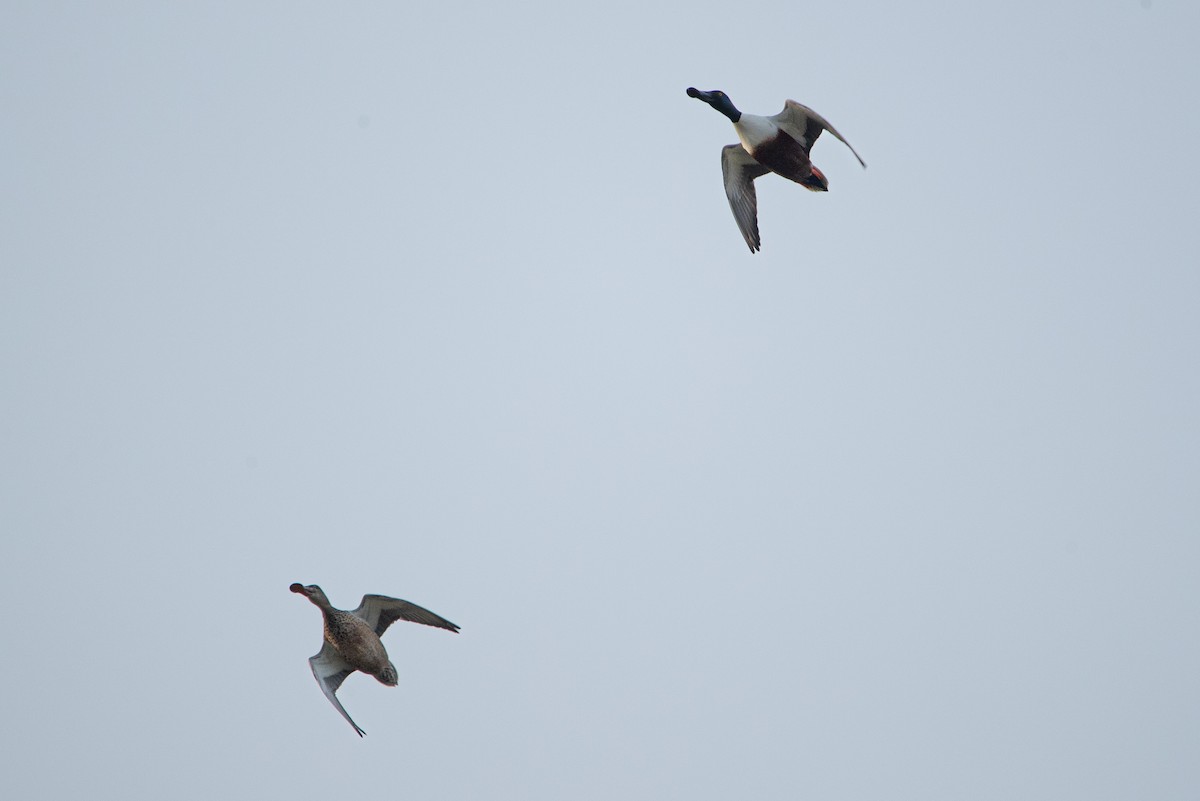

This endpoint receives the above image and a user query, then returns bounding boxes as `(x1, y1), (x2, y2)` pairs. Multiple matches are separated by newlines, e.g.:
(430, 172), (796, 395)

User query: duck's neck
(308, 593), (335, 613)
(717, 100), (742, 123)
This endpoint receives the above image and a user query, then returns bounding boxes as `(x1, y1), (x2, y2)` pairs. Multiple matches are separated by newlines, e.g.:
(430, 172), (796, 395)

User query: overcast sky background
(3, 2), (1198, 799)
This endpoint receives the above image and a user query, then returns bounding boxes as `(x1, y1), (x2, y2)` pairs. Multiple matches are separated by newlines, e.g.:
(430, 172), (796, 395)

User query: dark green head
(687, 87), (741, 123)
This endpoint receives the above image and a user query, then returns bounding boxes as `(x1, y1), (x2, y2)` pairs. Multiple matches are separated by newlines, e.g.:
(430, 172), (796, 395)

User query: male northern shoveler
(687, 88), (866, 253)
(290, 583), (459, 736)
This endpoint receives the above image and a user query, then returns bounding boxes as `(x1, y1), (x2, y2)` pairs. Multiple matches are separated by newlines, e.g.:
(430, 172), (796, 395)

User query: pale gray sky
(3, 2), (1198, 799)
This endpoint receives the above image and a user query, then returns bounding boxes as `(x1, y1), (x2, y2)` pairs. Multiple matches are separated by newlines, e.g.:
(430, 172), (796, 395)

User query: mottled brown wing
(353, 594), (460, 636)
(309, 643), (366, 736)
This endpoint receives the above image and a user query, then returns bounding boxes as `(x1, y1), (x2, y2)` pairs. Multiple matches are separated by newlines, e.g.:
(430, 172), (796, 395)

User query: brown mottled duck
(290, 583), (459, 736)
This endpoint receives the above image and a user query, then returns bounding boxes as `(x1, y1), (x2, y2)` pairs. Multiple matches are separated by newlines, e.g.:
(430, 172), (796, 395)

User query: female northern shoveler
(687, 88), (866, 253)
(290, 583), (459, 736)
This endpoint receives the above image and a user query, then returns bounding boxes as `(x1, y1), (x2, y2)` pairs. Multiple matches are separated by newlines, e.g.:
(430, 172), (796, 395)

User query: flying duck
(687, 88), (866, 252)
(290, 582), (459, 736)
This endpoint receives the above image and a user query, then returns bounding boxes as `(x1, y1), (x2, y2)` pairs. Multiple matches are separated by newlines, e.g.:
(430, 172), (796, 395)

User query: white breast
(733, 113), (777, 151)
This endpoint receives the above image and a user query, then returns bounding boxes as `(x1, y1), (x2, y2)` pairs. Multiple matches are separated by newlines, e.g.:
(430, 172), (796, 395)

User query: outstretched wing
(773, 100), (866, 168)
(353, 595), (461, 637)
(309, 643), (366, 737)
(721, 144), (771, 253)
